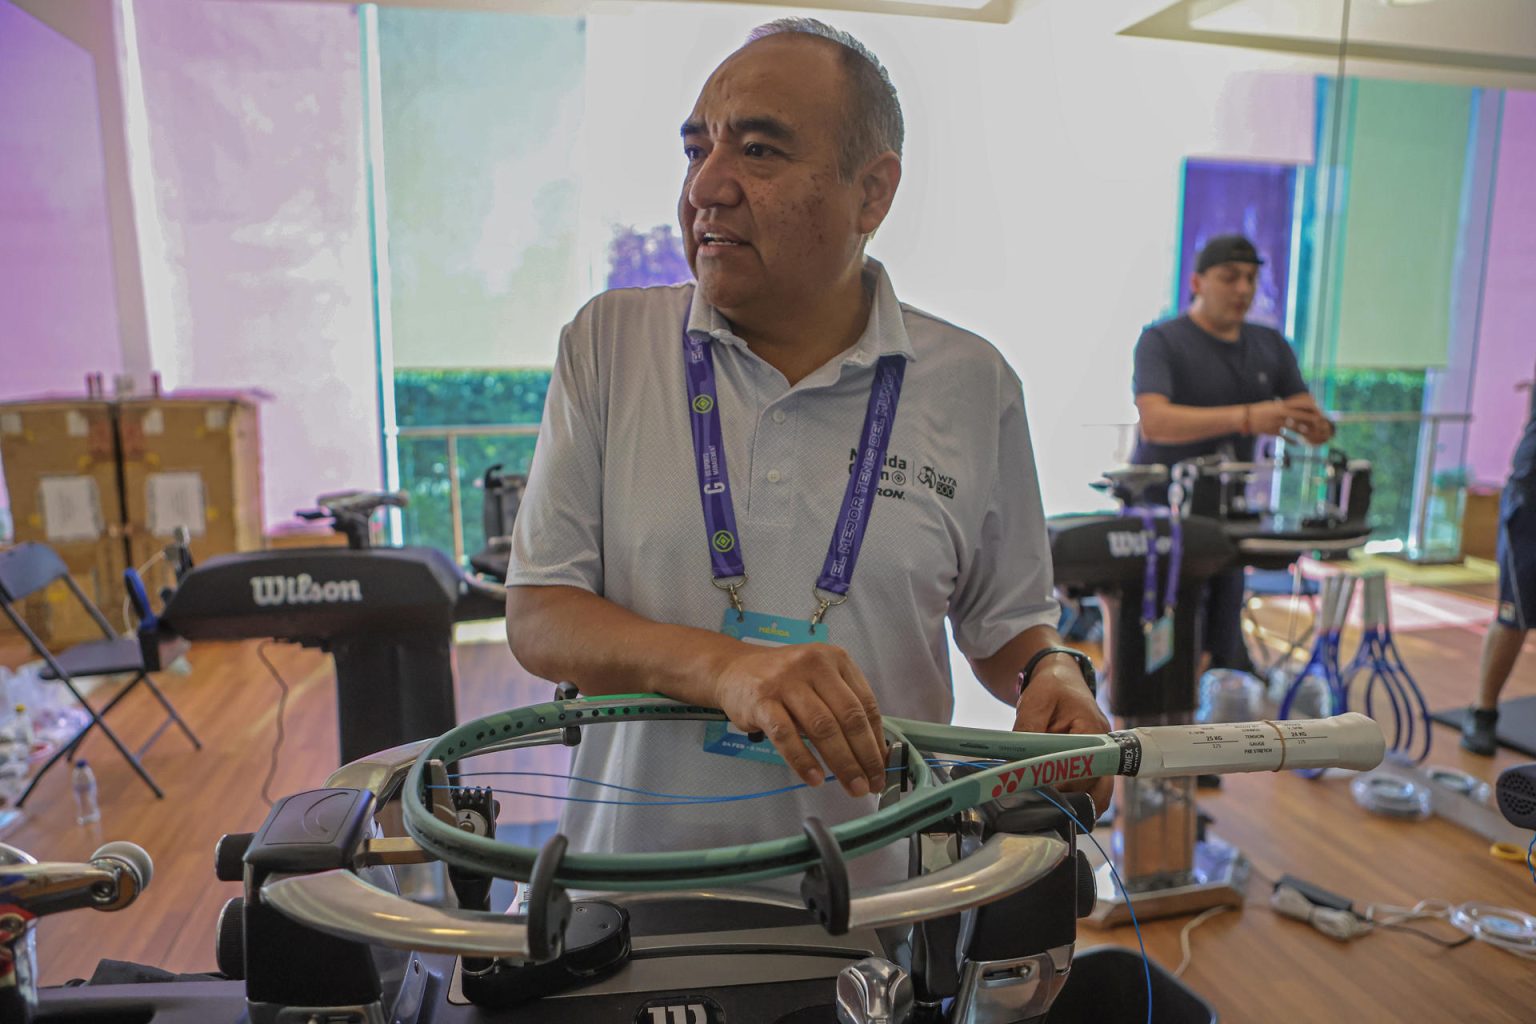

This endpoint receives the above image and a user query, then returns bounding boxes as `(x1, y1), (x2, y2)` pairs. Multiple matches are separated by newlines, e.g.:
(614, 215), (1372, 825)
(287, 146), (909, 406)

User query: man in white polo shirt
(505, 19), (1107, 884)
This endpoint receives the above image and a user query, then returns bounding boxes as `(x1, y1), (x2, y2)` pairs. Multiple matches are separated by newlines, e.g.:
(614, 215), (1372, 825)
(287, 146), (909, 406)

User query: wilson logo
(636, 995), (724, 1024)
(1106, 532), (1173, 558)
(250, 573), (363, 607)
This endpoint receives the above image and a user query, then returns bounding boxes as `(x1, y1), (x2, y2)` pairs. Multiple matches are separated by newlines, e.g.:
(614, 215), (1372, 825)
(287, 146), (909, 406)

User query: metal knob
(215, 832), (254, 883)
(215, 896), (245, 979)
(837, 956), (914, 1024)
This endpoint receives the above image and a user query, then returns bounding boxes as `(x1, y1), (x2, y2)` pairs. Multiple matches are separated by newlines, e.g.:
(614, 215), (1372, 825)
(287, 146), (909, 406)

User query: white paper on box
(66, 411), (89, 437)
(0, 414), (21, 436)
(142, 409), (164, 435)
(204, 407), (228, 431)
(38, 476), (104, 542)
(146, 472), (207, 538)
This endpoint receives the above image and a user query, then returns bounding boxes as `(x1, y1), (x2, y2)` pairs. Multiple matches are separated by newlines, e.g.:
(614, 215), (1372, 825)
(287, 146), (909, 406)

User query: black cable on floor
(255, 641), (290, 808)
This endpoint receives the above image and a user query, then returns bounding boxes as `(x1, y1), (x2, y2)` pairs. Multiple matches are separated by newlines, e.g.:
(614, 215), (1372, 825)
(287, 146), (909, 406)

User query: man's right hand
(1250, 395), (1330, 442)
(708, 642), (888, 799)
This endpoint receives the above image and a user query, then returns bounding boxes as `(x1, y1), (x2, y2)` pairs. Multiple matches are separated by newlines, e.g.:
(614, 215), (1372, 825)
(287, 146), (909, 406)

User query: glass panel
(397, 435), (451, 557)
(393, 367), (549, 561)
(369, 8), (585, 553)
(454, 432), (540, 558)
(1305, 69), (1504, 555)
(1330, 370), (1426, 541)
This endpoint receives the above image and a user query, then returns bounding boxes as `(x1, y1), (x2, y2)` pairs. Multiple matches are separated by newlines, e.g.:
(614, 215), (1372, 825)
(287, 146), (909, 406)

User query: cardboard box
(0, 399), (127, 647)
(119, 394), (264, 569)
(1462, 487), (1501, 562)
(2, 391), (265, 646)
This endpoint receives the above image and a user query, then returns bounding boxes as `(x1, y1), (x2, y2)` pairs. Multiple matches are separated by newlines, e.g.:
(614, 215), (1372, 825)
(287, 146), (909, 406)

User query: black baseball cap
(1196, 234), (1265, 273)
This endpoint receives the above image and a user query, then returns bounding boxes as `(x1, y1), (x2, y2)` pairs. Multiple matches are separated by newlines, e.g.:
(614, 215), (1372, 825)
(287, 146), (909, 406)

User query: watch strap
(1017, 645), (1097, 700)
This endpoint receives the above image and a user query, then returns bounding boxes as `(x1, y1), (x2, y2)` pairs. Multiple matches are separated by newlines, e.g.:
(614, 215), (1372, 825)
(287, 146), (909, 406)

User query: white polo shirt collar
(683, 258), (918, 381)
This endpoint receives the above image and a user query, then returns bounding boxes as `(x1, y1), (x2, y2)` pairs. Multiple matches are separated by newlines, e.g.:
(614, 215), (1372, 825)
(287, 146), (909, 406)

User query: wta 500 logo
(711, 530), (736, 553)
(691, 395), (714, 414)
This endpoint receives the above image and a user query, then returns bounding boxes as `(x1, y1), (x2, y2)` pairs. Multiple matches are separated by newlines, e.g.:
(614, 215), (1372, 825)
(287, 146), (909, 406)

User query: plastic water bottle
(0, 704), (33, 808)
(1197, 670), (1264, 724)
(72, 759), (100, 825)
(1287, 671), (1334, 720)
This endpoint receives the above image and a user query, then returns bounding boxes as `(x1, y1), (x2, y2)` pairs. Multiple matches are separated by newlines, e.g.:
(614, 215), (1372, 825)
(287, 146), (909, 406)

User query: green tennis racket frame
(401, 693), (1128, 891)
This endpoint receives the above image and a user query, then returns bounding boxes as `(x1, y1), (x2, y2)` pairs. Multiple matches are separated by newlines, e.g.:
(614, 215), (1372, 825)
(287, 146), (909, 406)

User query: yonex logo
(712, 530), (735, 553)
(692, 395), (714, 414)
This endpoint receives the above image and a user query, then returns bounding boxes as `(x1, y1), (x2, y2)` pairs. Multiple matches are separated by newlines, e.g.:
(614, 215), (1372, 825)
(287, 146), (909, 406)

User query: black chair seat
(1246, 568), (1321, 598)
(39, 637), (146, 680)
(1, 540), (200, 805)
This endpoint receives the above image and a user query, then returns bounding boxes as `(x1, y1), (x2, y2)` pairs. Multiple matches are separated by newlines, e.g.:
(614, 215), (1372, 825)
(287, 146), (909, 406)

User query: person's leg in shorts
(1464, 500), (1535, 755)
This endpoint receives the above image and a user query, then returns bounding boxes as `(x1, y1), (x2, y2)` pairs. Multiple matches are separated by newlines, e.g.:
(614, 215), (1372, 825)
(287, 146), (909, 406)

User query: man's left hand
(1012, 658), (1113, 814)
(1282, 393), (1335, 445)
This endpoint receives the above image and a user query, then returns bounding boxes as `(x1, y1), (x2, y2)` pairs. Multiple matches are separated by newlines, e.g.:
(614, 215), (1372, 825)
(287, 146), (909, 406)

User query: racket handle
(1113, 713), (1384, 778)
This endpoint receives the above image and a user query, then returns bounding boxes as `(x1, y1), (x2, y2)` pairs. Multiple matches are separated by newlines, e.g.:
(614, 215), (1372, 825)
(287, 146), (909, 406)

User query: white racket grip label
(1118, 713), (1385, 778)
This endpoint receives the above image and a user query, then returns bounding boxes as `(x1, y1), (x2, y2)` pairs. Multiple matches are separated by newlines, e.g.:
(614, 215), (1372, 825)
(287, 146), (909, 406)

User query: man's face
(1192, 262), (1259, 327)
(678, 36), (880, 324)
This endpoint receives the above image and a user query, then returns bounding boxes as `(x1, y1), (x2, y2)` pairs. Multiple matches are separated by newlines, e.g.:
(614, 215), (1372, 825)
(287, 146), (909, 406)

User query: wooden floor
(3, 583), (1535, 1022)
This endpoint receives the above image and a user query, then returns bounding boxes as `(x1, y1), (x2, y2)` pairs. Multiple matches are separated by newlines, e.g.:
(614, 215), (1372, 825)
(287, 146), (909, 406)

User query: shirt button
(772, 410), (786, 424)
(767, 469), (782, 483)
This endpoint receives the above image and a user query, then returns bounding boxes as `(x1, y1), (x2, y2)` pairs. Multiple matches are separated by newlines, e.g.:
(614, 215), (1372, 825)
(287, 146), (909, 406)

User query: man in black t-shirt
(1131, 234), (1334, 672)
(1464, 370), (1536, 755)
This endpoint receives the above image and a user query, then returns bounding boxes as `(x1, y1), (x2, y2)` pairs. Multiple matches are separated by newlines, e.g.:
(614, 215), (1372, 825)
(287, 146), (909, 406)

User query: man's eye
(744, 142), (774, 158)
(683, 145), (705, 161)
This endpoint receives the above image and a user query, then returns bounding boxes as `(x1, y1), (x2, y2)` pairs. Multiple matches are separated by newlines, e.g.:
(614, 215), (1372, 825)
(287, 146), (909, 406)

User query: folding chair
(1242, 566), (1321, 678)
(0, 542), (201, 806)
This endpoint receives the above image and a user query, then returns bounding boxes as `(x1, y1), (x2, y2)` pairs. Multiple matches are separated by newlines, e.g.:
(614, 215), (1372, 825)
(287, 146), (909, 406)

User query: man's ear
(857, 152), (902, 236)
(1188, 272), (1204, 300)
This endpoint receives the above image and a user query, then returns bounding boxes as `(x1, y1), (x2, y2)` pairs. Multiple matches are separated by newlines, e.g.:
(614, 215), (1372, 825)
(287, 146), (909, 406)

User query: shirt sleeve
(948, 368), (1060, 661)
(1132, 326), (1174, 399)
(506, 314), (606, 594)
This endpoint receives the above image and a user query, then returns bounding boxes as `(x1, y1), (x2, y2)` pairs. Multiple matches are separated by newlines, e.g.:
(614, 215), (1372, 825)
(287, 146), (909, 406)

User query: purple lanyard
(1135, 506), (1182, 628)
(682, 328), (905, 625)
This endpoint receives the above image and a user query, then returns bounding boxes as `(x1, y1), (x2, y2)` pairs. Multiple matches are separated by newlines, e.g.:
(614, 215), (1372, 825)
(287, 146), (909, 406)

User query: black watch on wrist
(1016, 645), (1097, 700)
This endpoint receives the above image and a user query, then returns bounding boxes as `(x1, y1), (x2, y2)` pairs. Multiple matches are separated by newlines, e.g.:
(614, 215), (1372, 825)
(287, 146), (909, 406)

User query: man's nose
(687, 149), (742, 210)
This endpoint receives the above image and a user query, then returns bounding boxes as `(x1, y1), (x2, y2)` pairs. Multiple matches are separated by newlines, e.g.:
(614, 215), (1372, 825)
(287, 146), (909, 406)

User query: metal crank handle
(0, 841), (152, 917)
(1113, 712), (1385, 779)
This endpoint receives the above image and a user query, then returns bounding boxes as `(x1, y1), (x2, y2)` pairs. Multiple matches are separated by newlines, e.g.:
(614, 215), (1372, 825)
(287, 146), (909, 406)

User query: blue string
(1528, 833), (1535, 888)
(1036, 790), (1153, 1024)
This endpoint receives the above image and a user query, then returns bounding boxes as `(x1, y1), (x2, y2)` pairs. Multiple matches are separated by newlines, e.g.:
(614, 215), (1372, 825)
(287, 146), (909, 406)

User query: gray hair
(746, 18), (904, 181)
